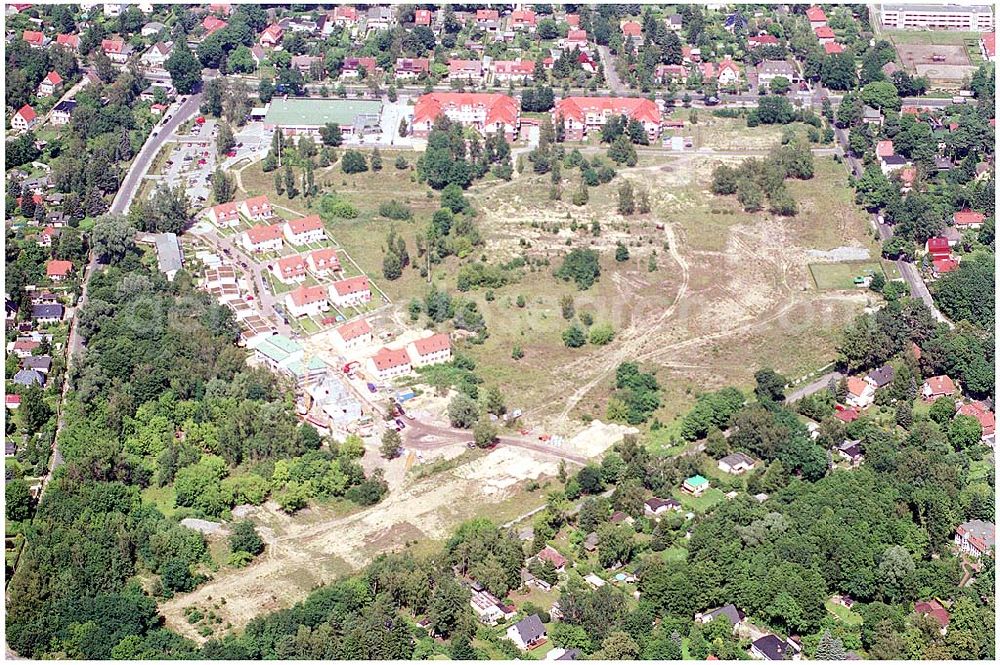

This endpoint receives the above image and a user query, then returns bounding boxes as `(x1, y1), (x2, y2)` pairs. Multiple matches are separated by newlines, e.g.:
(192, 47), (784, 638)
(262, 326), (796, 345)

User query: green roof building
(263, 98), (383, 138)
(683, 474), (710, 496)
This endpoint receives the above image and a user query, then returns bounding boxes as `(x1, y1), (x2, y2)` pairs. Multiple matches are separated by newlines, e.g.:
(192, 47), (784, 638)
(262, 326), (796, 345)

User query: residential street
(404, 418), (591, 465)
(785, 371), (843, 403)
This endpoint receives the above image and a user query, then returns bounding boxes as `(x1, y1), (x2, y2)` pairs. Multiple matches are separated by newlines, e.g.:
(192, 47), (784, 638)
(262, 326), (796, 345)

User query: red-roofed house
(272, 255), (308, 284)
(12, 104), (37, 131)
(341, 56), (378, 79)
(22, 29), (47, 48)
(12, 340), (40, 358)
(394, 57), (430, 80)
(37, 71), (63, 97)
(922, 375), (956, 401)
(283, 215), (325, 245)
(748, 33), (779, 48)
(202, 15), (227, 35)
(718, 59), (740, 85)
(814, 25), (835, 43)
(932, 257), (959, 277)
(413, 9), (432, 26)
(239, 195), (272, 221)
(846, 376), (875, 408)
(56, 33), (80, 51)
(565, 14), (580, 27)
(655, 64), (688, 83)
(101, 39), (131, 64)
(329, 275), (371, 307)
(412, 93), (520, 141)
(955, 519), (995, 558)
(207, 201), (240, 227)
(900, 166), (916, 192)
(492, 59), (535, 82)
(806, 6), (827, 27)
(407, 333), (452, 367)
(367, 346), (412, 381)
(914, 600), (950, 633)
(285, 284), (330, 318)
(307, 248), (340, 275)
(958, 401), (995, 442)
(334, 318), (373, 351)
(824, 42), (844, 55)
(241, 223), (284, 253)
(537, 545), (567, 572)
(259, 24), (284, 47)
(834, 405), (859, 423)
(475, 8), (500, 31)
(6, 394), (21, 411)
(981, 32), (996, 61)
(46, 260), (73, 281)
(448, 59), (484, 82)
(332, 6), (358, 26)
(37, 226), (58, 247)
(953, 209), (986, 229)
(925, 236), (951, 259)
(876, 140), (895, 158)
(555, 96), (661, 141)
(621, 20), (642, 42)
(563, 29), (588, 49)
(510, 9), (536, 31)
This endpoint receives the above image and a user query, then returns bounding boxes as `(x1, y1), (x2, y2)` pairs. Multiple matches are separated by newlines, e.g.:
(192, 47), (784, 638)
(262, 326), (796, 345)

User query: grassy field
(661, 546), (689, 563)
(673, 487), (727, 513)
(885, 30), (983, 46)
(825, 598), (864, 626)
(809, 261), (885, 290)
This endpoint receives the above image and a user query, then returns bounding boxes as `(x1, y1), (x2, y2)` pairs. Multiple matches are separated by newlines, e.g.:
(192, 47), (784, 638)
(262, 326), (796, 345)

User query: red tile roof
(371, 346), (411, 371)
(245, 223), (284, 244)
(56, 33), (79, 48)
(748, 34), (779, 46)
(413, 92), (519, 128)
(46, 260), (73, 277)
(982, 32), (995, 59)
(621, 21), (641, 36)
(15, 104), (36, 122)
(202, 15), (227, 34)
(260, 24), (283, 43)
(806, 6), (827, 22)
(925, 236), (951, 256)
(309, 247), (340, 271)
(924, 375), (956, 396)
(336, 318), (372, 342)
(876, 140), (894, 157)
(846, 377), (868, 398)
(101, 39), (125, 54)
(555, 96), (661, 125)
(565, 14), (579, 27)
(933, 257), (959, 274)
(243, 194), (270, 211)
(493, 59), (535, 76)
(475, 8), (499, 21)
(953, 209), (985, 226)
(958, 401), (995, 436)
(210, 201), (239, 221)
(834, 406), (859, 422)
(333, 6), (357, 21)
(276, 255), (306, 278)
(44, 71), (63, 85)
(538, 546), (567, 569)
(566, 28), (588, 42)
(915, 600), (950, 627)
(824, 42), (844, 54)
(286, 214), (323, 236)
(412, 333), (451, 357)
(414, 9), (432, 25)
(22, 30), (45, 45)
(331, 275), (370, 297)
(511, 9), (536, 26)
(814, 25), (835, 39)
(288, 284), (328, 307)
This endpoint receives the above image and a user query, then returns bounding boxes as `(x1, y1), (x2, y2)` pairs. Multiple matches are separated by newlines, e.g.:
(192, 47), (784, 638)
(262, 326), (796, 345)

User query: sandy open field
(895, 42), (975, 86)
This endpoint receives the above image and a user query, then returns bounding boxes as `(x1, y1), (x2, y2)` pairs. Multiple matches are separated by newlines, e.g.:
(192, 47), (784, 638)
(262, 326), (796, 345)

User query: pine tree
(284, 165), (297, 198)
(895, 400), (913, 429)
(370, 147), (383, 171)
(816, 630), (846, 660)
(274, 170), (284, 196)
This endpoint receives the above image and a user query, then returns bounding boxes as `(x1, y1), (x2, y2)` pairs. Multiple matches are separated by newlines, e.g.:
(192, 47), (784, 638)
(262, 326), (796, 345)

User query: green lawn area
(881, 259), (902, 281)
(885, 30), (983, 46)
(645, 426), (688, 456)
(142, 485), (178, 518)
(299, 317), (321, 334)
(809, 261), (884, 290)
(662, 546), (689, 563)
(825, 598), (864, 626)
(673, 487), (726, 513)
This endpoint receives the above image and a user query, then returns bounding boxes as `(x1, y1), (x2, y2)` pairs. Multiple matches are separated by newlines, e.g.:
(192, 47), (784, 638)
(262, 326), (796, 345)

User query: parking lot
(155, 118), (218, 203)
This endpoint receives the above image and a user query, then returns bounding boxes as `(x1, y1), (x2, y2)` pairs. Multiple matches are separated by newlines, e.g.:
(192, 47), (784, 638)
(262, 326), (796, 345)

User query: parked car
(395, 419), (406, 430)
(367, 382), (377, 393)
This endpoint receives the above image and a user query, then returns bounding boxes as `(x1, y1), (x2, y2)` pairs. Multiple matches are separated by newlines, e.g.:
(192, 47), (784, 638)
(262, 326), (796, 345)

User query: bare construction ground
(895, 42), (975, 86)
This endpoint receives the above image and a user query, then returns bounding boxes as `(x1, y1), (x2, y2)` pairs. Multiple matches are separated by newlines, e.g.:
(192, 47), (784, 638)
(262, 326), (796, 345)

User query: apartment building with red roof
(555, 96), (662, 141)
(329, 275), (371, 307)
(285, 284), (330, 318)
(406, 332), (452, 367)
(239, 195), (272, 221)
(272, 254), (308, 284)
(307, 248), (341, 275)
(367, 347), (412, 381)
(411, 92), (520, 141)
(334, 318), (373, 351)
(241, 223), (284, 253)
(492, 59), (535, 82)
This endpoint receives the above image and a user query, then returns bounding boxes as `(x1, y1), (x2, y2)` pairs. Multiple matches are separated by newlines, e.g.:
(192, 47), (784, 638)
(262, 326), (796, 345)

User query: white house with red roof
(330, 275), (371, 307)
(332, 6), (358, 26)
(37, 71), (63, 97)
(748, 33), (779, 48)
(876, 140), (895, 158)
(955, 519), (995, 558)
(11, 104), (38, 131)
(22, 29), (48, 48)
(555, 96), (662, 141)
(239, 195), (272, 221)
(411, 92), (520, 141)
(655, 64), (689, 84)
(957, 401), (995, 443)
(925, 236), (951, 260)
(334, 318), (373, 352)
(406, 332), (452, 367)
(621, 20), (643, 45)
(491, 59), (535, 82)
(101, 39), (132, 64)
(285, 284), (330, 318)
(207, 201), (240, 227)
(814, 25), (835, 44)
(563, 28), (589, 49)
(341, 56), (378, 79)
(271, 254), (308, 284)
(241, 223), (284, 253)
(283, 215), (325, 245)
(37, 226), (58, 248)
(981, 32), (996, 61)
(845, 376), (875, 409)
(307, 248), (340, 275)
(922, 375), (957, 401)
(394, 57), (430, 80)
(367, 346), (412, 381)
(953, 209), (986, 229)
(806, 6), (827, 27)
(510, 9), (536, 31)
(46, 260), (74, 281)
(536, 545), (567, 572)
(202, 15), (227, 35)
(717, 59), (740, 85)
(413, 9), (432, 26)
(259, 23), (284, 47)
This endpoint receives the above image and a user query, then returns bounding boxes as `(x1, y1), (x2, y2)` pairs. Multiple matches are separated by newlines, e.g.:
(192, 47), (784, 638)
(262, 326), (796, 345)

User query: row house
(366, 6), (395, 30)
(285, 284), (329, 319)
(241, 223), (284, 253)
(330, 275), (371, 308)
(272, 254), (308, 284)
(307, 247), (340, 275)
(333, 318), (373, 352)
(491, 59), (535, 82)
(554, 96), (662, 141)
(284, 215), (325, 245)
(240, 195), (272, 220)
(411, 92), (520, 141)
(367, 346), (412, 382)
(406, 333), (452, 367)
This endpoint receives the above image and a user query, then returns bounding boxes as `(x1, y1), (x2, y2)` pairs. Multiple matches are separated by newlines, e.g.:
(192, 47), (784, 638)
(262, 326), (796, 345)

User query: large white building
(879, 3), (994, 31)
(406, 333), (452, 367)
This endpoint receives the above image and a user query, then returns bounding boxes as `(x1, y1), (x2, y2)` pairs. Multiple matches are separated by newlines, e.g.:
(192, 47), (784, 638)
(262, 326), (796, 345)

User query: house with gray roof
(13, 369), (44, 386)
(32, 304), (64, 324)
(506, 613), (547, 651)
(22, 356), (52, 374)
(696, 604), (746, 633)
(154, 232), (183, 281)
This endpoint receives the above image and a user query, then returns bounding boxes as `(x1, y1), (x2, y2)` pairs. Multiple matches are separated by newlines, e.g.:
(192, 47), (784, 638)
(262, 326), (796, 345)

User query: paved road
(786, 371), (843, 403)
(597, 45), (627, 94)
(110, 93), (203, 215)
(404, 418), (590, 465)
